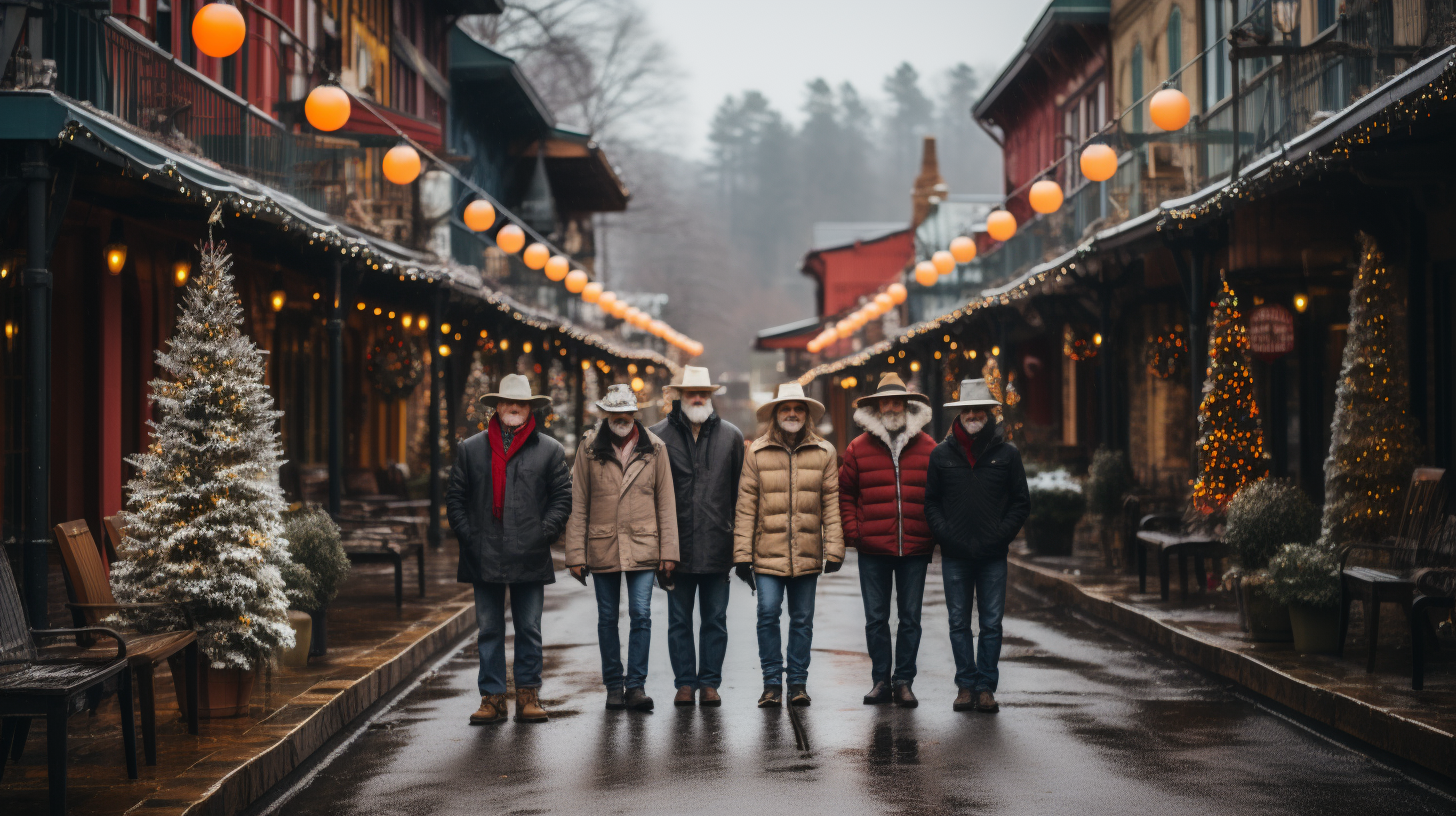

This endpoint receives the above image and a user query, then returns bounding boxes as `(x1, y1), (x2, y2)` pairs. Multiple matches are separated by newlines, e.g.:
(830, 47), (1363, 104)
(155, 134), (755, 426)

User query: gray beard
(683, 401), (714, 425)
(608, 418), (635, 438)
(878, 411), (906, 433)
(961, 417), (987, 435)
(777, 417), (804, 434)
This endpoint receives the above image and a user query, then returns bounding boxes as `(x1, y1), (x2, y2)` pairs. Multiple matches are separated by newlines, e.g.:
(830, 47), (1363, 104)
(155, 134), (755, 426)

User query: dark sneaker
(787, 684), (812, 707)
(700, 687), (722, 707)
(674, 685), (696, 706)
(893, 683), (919, 708)
(976, 690), (999, 713)
(953, 687), (975, 712)
(624, 686), (655, 712)
(605, 687), (626, 710)
(863, 681), (892, 705)
(757, 685), (783, 708)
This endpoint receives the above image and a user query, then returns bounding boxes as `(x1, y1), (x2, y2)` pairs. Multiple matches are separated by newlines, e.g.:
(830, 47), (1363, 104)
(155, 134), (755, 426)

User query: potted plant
(1265, 542), (1343, 653)
(1223, 479), (1319, 641)
(1025, 469), (1086, 556)
(1087, 448), (1132, 568)
(279, 508), (350, 662)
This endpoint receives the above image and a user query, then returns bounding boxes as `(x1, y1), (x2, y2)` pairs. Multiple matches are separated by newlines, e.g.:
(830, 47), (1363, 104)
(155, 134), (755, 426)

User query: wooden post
(428, 287), (444, 549)
(21, 143), (50, 627)
(327, 258), (343, 517)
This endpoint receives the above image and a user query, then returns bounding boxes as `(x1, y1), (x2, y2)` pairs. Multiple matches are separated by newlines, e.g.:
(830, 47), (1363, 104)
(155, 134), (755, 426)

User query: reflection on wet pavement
(272, 554), (1456, 816)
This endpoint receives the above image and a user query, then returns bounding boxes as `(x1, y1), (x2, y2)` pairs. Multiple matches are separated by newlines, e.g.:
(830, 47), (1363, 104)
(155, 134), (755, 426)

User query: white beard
(682, 400), (714, 425)
(497, 411), (528, 428)
(777, 416), (804, 434)
(608, 418), (635, 437)
(961, 417), (987, 435)
(879, 411), (906, 433)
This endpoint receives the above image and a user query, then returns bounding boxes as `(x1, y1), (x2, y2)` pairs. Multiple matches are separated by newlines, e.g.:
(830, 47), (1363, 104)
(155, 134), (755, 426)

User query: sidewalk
(1008, 546), (1456, 780)
(0, 545), (478, 816)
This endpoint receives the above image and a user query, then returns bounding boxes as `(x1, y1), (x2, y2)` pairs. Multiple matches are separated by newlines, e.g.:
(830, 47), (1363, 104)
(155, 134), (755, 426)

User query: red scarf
(952, 419), (979, 467)
(488, 413), (535, 520)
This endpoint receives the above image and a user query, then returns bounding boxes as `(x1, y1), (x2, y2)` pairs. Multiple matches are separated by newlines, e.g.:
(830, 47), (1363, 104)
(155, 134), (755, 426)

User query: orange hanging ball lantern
(522, 243), (550, 270)
(598, 291), (618, 310)
(875, 292), (894, 312)
(986, 210), (1017, 242)
(192, 3), (246, 59)
(1150, 88), (1191, 131)
(932, 250), (956, 276)
(610, 300), (630, 319)
(649, 319), (668, 337)
(1080, 144), (1118, 182)
(582, 282), (604, 303)
(382, 143), (421, 185)
(887, 282), (908, 304)
(949, 235), (977, 264)
(564, 269), (589, 294)
(495, 224), (525, 254)
(544, 254), (570, 282)
(463, 200), (496, 232)
(1029, 180), (1064, 214)
(914, 260), (939, 287)
(304, 85), (351, 132)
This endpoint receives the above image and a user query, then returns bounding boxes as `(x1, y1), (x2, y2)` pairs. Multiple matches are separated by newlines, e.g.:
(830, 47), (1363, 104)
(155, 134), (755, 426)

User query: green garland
(367, 326), (424, 399)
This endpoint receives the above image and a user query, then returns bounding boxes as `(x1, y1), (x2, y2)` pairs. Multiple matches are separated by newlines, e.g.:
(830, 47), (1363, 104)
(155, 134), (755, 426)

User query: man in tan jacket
(563, 384), (679, 712)
(734, 382), (845, 708)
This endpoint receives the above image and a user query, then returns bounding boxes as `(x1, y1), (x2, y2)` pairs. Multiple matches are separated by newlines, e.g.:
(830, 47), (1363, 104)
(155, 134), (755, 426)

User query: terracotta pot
(278, 610), (313, 669)
(1289, 603), (1342, 654)
(169, 658), (257, 719)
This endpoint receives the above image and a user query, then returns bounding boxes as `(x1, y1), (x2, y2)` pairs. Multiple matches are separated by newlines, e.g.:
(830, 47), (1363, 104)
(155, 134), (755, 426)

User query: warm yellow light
(417, 316), (429, 330)
(402, 314), (413, 328)
(172, 260), (190, 287)
(388, 311), (396, 319)
(991, 345), (1001, 356)
(969, 350), (978, 359)
(1093, 333), (1103, 345)
(0, 264), (8, 279)
(581, 360), (591, 370)
(479, 329), (488, 338)
(500, 339), (509, 350)
(270, 290), (286, 312)
(631, 377), (645, 392)
(523, 341), (533, 354)
(356, 302), (366, 311)
(1293, 293), (1309, 313)
(312, 291), (321, 301)
(628, 363), (638, 374)
(4, 321), (13, 340)
(373, 307), (382, 316)
(106, 244), (128, 275)
(910, 360), (921, 372)
(438, 344), (451, 357)
(440, 322), (451, 335)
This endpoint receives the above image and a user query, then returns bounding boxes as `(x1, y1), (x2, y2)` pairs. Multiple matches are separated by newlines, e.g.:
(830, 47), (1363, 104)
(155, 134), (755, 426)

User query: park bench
(335, 514), (427, 609)
(0, 552), (138, 816)
(1410, 516), (1456, 690)
(1127, 505), (1230, 603)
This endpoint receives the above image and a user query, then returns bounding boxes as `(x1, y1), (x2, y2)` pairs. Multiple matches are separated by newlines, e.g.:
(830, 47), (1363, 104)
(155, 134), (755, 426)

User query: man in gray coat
(446, 374), (572, 726)
(649, 366), (744, 707)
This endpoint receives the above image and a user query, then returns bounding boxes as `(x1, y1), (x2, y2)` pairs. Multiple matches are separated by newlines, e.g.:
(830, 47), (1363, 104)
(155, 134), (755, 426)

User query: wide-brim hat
(596, 382), (645, 413)
(943, 377), (1002, 409)
(479, 373), (551, 410)
(854, 372), (931, 408)
(667, 365), (723, 395)
(756, 382), (826, 423)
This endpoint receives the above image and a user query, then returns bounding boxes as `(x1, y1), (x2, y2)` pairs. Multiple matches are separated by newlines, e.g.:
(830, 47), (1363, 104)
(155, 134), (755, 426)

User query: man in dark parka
(649, 366), (744, 706)
(447, 374), (572, 726)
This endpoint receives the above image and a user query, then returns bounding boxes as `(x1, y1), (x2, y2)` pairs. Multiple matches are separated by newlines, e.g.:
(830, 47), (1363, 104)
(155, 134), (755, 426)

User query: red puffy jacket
(838, 403), (936, 557)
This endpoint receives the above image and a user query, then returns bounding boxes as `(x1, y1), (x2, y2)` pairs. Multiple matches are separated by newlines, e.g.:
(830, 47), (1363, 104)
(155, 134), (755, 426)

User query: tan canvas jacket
(561, 422), (680, 573)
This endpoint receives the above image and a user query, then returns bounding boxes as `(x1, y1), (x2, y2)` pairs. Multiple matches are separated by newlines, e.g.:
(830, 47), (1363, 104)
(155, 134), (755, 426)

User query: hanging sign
(1248, 304), (1295, 361)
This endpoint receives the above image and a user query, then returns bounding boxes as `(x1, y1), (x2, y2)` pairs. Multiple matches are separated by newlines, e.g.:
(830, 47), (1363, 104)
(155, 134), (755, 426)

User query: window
(1167, 7), (1183, 87)
(1204, 0), (1231, 107)
(1317, 0), (1336, 29)
(1131, 44), (1144, 133)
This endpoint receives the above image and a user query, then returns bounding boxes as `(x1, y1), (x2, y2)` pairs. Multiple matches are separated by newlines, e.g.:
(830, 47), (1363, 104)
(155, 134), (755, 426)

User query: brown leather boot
(893, 683), (919, 708)
(469, 693), (508, 725)
(699, 687), (721, 707)
(514, 687), (549, 723)
(674, 685), (696, 706)
(952, 687), (975, 712)
(976, 690), (1000, 713)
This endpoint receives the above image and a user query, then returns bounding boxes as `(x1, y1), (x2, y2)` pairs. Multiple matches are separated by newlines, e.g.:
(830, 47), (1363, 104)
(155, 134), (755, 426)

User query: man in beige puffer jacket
(734, 382), (845, 708)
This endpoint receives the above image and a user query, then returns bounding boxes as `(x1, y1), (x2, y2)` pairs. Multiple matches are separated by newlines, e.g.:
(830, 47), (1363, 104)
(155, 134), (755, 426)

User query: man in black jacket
(446, 374), (572, 726)
(925, 378), (1030, 714)
(649, 366), (744, 707)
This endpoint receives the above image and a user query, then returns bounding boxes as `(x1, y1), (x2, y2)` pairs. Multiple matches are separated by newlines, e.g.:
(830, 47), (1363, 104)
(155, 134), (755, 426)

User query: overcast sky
(636, 0), (1045, 156)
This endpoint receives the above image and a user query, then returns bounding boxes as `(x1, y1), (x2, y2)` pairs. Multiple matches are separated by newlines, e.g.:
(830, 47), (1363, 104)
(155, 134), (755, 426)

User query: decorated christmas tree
(1189, 276), (1264, 520)
(1321, 233), (1419, 548)
(112, 237), (294, 670)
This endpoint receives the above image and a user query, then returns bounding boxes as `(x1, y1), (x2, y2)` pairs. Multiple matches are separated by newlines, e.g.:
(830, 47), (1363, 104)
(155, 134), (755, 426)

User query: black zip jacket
(924, 420), (1030, 561)
(649, 404), (744, 574)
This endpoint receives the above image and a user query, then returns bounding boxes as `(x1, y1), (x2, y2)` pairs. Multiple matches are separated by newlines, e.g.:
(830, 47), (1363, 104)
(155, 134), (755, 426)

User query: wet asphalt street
(270, 553), (1456, 816)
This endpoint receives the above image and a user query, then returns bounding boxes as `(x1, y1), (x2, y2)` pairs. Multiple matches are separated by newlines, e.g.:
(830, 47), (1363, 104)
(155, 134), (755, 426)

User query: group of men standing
(446, 366), (1029, 725)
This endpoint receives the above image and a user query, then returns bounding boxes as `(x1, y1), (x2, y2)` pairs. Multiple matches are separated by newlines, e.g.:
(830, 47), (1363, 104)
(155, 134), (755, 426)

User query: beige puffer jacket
(733, 427), (845, 577)
(561, 423), (680, 573)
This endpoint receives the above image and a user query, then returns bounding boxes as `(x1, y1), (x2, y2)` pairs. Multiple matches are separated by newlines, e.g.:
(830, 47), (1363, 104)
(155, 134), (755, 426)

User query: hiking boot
(674, 685), (696, 706)
(757, 684), (783, 708)
(976, 690), (1000, 713)
(624, 686), (655, 712)
(514, 687), (548, 723)
(605, 687), (626, 710)
(700, 687), (721, 707)
(469, 693), (508, 725)
(953, 687), (975, 712)
(893, 683), (919, 708)
(787, 684), (812, 707)
(863, 681), (892, 705)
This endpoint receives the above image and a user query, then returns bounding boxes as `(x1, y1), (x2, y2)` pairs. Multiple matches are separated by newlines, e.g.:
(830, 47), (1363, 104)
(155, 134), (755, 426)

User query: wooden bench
(335, 515), (426, 608)
(1136, 528), (1230, 603)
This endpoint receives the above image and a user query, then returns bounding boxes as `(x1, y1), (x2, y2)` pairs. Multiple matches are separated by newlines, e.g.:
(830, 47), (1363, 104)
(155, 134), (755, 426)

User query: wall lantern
(172, 259), (191, 287)
(105, 219), (128, 275)
(1293, 293), (1309, 313)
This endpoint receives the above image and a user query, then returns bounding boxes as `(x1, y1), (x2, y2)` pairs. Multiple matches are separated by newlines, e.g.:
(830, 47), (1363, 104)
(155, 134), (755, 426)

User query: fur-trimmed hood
(853, 400), (933, 464)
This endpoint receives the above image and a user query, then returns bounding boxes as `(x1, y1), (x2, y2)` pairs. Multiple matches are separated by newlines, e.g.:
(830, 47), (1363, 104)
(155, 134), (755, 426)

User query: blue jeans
(473, 582), (544, 695)
(755, 573), (818, 685)
(859, 553), (931, 686)
(943, 557), (1008, 692)
(593, 570), (655, 689)
(666, 572), (731, 689)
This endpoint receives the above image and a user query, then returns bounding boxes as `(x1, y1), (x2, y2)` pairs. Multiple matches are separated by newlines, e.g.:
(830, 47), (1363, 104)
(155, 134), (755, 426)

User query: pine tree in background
(113, 237), (294, 670)
(1321, 233), (1419, 548)
(1190, 276), (1264, 520)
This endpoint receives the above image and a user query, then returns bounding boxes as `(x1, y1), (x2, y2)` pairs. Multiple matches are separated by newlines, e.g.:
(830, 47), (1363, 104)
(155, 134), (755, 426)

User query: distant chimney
(911, 135), (949, 228)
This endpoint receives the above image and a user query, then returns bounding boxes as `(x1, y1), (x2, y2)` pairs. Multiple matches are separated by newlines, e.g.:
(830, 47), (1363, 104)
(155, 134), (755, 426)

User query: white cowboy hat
(479, 373), (551, 410)
(756, 382), (826, 424)
(853, 372), (931, 408)
(596, 383), (645, 413)
(666, 365), (723, 395)
(943, 378), (1003, 409)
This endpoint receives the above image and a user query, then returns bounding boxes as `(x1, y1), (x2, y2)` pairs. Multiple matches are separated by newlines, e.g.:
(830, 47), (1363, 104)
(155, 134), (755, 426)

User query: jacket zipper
(893, 449), (903, 556)
(787, 440), (797, 579)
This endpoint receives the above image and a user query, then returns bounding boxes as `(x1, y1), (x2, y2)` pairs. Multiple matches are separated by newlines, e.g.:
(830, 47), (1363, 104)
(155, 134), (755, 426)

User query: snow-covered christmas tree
(1321, 233), (1419, 548)
(1190, 276), (1264, 520)
(112, 236), (294, 670)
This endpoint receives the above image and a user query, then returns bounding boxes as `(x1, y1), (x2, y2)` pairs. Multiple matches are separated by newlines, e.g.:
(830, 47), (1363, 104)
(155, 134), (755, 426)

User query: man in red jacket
(838, 372), (937, 707)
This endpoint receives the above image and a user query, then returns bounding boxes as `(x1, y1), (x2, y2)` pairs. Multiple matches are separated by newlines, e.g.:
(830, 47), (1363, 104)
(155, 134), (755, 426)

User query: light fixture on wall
(269, 275), (286, 312)
(1293, 293), (1309, 313)
(105, 219), (128, 275)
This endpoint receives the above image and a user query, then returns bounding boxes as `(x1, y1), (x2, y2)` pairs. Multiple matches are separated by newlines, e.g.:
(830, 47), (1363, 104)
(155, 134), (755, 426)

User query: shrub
(1224, 478), (1320, 571)
(1027, 469), (1087, 529)
(281, 509), (350, 612)
(1086, 448), (1132, 519)
(1264, 543), (1340, 608)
